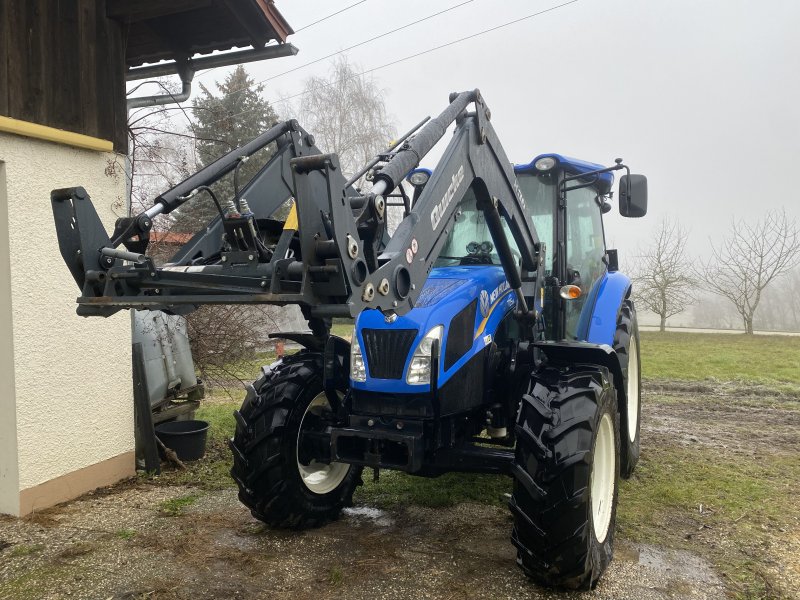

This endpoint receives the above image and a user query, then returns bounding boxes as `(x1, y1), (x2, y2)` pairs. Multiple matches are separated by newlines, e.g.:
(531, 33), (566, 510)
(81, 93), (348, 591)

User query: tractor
(51, 90), (647, 589)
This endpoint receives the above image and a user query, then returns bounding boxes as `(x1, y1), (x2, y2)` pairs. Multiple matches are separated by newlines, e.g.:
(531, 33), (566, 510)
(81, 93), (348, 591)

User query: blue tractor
(52, 90), (647, 589)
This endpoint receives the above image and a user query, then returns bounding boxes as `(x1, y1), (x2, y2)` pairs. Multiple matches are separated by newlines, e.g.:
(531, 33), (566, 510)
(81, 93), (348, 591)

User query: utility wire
(294, 0), (369, 32)
(260, 0), (475, 85)
(193, 1), (370, 79)
(200, 0), (580, 127)
(202, 0), (477, 103)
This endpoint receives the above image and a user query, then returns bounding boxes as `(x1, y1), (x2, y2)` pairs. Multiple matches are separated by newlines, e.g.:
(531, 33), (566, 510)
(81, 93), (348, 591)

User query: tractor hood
(352, 265), (516, 393)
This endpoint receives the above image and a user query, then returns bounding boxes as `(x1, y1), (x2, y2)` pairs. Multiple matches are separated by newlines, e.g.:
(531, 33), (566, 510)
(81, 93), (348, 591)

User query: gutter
(124, 43), (298, 110)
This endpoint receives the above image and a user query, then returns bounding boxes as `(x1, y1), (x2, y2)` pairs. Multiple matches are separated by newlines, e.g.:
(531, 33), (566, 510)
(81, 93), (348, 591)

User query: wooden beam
(107, 0), (211, 23)
(220, 0), (268, 48)
(253, 0), (293, 41)
(0, 0), (9, 115)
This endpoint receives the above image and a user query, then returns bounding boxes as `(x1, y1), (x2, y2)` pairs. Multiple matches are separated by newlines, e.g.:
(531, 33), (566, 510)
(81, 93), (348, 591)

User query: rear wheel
(614, 300), (641, 478)
(229, 352), (362, 529)
(511, 367), (620, 589)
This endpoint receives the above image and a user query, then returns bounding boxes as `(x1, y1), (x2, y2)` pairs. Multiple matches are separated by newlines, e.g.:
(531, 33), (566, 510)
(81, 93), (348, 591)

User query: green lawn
(640, 331), (800, 385)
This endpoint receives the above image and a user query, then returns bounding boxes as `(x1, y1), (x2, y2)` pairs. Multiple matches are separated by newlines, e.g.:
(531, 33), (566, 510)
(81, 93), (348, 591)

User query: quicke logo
(430, 165), (465, 231)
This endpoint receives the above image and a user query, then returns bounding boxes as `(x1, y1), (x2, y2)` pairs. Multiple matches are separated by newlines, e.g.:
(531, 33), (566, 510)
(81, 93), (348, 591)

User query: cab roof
(515, 154), (614, 195)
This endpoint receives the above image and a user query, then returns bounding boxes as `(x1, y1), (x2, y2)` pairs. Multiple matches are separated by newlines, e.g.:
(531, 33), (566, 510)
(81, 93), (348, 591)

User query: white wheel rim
(296, 392), (350, 495)
(626, 336), (640, 443)
(590, 413), (615, 543)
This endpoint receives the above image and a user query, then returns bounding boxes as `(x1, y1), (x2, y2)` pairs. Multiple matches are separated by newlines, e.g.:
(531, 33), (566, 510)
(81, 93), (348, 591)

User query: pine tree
(173, 66), (279, 231)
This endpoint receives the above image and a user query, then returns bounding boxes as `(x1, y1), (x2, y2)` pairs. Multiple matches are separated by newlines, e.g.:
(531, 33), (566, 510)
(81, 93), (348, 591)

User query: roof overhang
(110, 0), (295, 79)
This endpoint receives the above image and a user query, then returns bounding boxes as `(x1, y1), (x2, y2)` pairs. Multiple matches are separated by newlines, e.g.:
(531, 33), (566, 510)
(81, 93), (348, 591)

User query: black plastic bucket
(155, 420), (210, 461)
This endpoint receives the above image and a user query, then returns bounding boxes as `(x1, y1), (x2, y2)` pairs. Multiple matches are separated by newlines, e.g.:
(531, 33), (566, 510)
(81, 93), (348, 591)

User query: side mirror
(619, 174), (648, 218)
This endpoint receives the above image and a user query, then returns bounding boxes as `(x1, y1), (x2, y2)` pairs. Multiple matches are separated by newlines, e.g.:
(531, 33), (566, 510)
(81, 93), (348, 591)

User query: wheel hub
(590, 412), (615, 543)
(627, 337), (640, 443)
(296, 392), (349, 495)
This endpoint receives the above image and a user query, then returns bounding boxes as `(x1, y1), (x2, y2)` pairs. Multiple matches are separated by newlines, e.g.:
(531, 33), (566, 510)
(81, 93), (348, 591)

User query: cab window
(565, 185), (606, 339)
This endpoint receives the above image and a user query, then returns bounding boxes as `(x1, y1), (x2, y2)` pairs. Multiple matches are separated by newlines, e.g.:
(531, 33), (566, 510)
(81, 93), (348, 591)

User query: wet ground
(0, 382), (797, 600)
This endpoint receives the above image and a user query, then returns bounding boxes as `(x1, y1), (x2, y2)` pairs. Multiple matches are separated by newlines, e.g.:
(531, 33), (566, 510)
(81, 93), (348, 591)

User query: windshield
(434, 185), (514, 267)
(434, 176), (556, 269)
(517, 173), (556, 274)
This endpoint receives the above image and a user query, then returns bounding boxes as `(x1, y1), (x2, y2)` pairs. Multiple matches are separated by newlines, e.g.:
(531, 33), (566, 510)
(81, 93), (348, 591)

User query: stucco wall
(0, 162), (21, 516)
(0, 132), (133, 506)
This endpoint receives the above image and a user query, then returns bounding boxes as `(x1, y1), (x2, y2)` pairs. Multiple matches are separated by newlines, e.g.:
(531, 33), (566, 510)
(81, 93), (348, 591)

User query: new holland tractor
(51, 90), (647, 589)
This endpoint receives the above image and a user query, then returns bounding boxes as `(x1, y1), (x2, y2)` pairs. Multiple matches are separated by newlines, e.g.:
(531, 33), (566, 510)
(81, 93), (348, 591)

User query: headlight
(406, 325), (443, 385)
(534, 156), (556, 171)
(350, 327), (366, 382)
(408, 169), (430, 186)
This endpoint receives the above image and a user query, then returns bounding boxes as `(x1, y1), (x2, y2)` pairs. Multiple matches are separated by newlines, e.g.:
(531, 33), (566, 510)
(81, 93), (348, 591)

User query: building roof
(108, 0), (294, 68)
(150, 232), (195, 244)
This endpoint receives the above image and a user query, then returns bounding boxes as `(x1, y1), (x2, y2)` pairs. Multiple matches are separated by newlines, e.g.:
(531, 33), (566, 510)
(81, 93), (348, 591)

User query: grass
(9, 544), (44, 557)
(619, 443), (800, 599)
(328, 566), (344, 586)
(158, 493), (200, 516)
(355, 470), (510, 509)
(330, 321), (354, 339)
(115, 529), (137, 540)
(640, 331), (800, 385)
(154, 398), (240, 491)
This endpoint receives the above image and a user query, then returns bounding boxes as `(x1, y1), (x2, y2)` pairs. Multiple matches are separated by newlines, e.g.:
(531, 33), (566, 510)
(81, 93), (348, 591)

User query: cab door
(562, 185), (607, 340)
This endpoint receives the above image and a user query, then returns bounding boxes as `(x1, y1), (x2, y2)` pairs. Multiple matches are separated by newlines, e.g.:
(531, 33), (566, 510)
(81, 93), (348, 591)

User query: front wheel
(229, 352), (362, 529)
(511, 367), (621, 589)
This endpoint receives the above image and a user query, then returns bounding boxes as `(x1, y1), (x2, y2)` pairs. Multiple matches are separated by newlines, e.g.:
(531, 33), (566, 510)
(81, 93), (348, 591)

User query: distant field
(639, 331), (800, 385)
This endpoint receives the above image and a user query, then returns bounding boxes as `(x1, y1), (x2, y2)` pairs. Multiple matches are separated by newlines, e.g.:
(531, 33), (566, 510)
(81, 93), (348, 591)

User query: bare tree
(125, 78), (282, 388)
(699, 209), (800, 334)
(754, 266), (800, 332)
(632, 217), (696, 331)
(295, 56), (397, 183)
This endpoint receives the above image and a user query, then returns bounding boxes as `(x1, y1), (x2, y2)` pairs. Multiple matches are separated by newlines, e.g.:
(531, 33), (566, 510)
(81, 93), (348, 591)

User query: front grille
(361, 328), (417, 379)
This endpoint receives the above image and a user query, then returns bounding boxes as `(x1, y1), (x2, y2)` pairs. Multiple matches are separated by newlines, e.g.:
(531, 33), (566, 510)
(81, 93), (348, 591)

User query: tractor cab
(404, 154), (639, 343)
(514, 154), (615, 341)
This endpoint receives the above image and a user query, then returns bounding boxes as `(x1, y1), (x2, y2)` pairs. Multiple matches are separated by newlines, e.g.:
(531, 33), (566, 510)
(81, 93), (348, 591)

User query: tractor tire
(510, 367), (620, 590)
(229, 351), (362, 529)
(614, 300), (641, 478)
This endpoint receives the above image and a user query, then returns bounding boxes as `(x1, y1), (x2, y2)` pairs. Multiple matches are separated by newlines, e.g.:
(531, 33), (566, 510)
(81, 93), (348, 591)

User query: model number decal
(430, 164), (465, 231)
(513, 178), (526, 211)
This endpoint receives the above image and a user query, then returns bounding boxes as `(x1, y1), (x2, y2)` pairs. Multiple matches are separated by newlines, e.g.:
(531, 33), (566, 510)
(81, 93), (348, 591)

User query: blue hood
(352, 265), (517, 393)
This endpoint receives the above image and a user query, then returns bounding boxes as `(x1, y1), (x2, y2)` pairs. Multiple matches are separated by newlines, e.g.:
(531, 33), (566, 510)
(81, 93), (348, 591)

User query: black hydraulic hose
(151, 120), (297, 215)
(372, 90), (476, 193)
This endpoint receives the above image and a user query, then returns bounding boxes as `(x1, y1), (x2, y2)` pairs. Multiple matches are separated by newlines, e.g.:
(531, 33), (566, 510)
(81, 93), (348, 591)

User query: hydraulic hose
(372, 90), (476, 193)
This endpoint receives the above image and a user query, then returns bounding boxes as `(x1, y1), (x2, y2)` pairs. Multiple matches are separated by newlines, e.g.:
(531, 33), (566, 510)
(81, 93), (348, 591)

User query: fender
(534, 341), (624, 398)
(587, 271), (632, 346)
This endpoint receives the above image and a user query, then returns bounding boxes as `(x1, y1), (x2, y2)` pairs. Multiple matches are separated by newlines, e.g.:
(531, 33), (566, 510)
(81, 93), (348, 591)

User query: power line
(260, 0), (475, 85)
(201, 0), (581, 127)
(199, 0), (478, 103)
(294, 0), (369, 33)
(192, 1), (371, 81)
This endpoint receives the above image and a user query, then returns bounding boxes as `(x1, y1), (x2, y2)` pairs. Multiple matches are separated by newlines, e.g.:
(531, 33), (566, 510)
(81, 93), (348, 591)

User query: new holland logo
(430, 164), (465, 231)
(479, 289), (490, 317)
(480, 281), (511, 317)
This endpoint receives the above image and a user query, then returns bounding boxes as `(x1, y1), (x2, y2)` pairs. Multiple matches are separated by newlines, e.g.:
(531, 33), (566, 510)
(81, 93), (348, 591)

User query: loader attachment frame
(52, 90), (545, 325)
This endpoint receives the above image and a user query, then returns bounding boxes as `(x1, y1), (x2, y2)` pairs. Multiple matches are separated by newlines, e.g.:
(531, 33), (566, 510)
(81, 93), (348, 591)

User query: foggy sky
(188, 0), (800, 262)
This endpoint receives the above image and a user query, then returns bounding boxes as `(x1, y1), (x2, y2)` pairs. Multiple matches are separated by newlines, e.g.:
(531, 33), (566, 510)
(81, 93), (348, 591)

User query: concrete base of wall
(17, 451), (135, 517)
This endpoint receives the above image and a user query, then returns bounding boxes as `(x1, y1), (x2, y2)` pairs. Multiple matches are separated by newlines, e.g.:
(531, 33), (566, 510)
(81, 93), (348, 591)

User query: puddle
(636, 544), (721, 585)
(342, 506), (394, 527)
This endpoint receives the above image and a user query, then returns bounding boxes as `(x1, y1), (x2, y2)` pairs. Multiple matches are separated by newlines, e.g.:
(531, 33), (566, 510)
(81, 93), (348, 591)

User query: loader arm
(51, 90), (545, 327)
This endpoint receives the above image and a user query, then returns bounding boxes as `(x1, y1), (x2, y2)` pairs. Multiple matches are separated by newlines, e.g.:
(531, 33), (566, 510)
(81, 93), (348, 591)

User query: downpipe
(126, 64), (194, 110)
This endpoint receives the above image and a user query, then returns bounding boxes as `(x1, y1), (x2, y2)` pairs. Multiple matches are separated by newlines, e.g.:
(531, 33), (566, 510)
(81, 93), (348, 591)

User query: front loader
(51, 90), (647, 589)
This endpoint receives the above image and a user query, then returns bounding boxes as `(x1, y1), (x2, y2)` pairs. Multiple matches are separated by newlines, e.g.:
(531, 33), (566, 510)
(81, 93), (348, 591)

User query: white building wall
(0, 132), (134, 515)
(0, 162), (20, 516)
